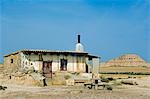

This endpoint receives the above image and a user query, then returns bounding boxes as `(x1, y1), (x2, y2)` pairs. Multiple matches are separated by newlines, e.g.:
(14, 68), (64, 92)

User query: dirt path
(1, 76), (150, 99)
(0, 84), (150, 99)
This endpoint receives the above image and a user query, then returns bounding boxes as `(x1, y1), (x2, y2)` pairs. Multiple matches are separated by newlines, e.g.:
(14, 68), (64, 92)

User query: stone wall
(3, 53), (21, 73)
(0, 63), (4, 74)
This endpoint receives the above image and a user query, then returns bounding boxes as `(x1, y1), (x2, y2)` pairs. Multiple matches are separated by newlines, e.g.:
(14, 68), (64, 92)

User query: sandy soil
(0, 77), (150, 99)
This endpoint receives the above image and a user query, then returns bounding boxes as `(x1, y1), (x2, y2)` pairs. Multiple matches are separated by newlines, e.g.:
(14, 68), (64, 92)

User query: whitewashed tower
(75, 34), (84, 52)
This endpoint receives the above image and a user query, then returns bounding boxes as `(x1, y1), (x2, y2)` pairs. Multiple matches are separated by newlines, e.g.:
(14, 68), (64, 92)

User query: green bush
(101, 77), (109, 83)
(64, 75), (71, 80)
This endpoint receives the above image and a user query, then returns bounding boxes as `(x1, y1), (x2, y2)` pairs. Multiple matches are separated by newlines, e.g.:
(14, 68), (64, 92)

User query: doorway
(86, 64), (88, 73)
(42, 61), (52, 78)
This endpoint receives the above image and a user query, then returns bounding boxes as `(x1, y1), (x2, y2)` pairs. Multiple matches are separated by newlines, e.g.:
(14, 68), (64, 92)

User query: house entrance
(86, 64), (88, 73)
(42, 61), (52, 78)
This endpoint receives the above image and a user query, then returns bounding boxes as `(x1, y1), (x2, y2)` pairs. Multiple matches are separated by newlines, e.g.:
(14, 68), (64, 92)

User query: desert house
(3, 35), (100, 78)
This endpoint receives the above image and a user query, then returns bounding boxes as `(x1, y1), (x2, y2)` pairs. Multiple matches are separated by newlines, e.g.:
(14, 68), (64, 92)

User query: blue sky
(0, 0), (150, 63)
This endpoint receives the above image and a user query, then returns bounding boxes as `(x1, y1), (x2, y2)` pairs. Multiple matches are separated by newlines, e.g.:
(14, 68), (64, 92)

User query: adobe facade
(3, 49), (99, 78)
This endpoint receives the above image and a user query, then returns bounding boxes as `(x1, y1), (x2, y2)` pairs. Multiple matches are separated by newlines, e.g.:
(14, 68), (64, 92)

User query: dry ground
(100, 74), (149, 79)
(100, 66), (150, 73)
(0, 76), (150, 99)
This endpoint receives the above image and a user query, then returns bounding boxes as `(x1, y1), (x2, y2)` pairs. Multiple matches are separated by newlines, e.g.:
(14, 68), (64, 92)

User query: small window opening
(11, 59), (13, 63)
(60, 59), (67, 71)
(25, 61), (27, 65)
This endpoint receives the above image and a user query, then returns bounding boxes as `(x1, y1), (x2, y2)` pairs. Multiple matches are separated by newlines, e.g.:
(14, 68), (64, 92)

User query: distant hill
(100, 54), (150, 74)
(102, 54), (149, 67)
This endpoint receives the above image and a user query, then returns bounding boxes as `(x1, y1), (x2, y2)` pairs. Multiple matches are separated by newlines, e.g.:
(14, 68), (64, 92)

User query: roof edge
(4, 49), (89, 57)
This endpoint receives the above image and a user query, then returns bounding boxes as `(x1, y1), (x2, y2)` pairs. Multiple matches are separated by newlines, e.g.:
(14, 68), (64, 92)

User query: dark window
(39, 54), (43, 61)
(60, 59), (67, 71)
(86, 64), (88, 73)
(11, 59), (13, 63)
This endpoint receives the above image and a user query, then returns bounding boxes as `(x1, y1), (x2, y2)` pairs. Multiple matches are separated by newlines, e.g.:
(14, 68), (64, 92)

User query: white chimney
(75, 34), (84, 52)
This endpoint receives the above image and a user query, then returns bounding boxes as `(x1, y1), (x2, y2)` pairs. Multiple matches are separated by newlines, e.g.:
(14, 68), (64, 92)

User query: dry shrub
(0, 85), (7, 90)
(107, 77), (114, 81)
(113, 81), (122, 86)
(106, 85), (113, 90)
(79, 90), (83, 93)
(101, 77), (109, 83)
(121, 80), (138, 85)
(64, 75), (71, 80)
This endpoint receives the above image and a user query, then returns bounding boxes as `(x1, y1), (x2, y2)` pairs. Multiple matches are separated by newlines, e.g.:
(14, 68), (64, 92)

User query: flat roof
(88, 54), (100, 58)
(4, 49), (99, 58)
(4, 49), (89, 57)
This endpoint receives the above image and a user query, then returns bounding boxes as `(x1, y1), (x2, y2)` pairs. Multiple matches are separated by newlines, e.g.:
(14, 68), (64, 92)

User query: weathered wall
(3, 51), (95, 74)
(20, 53), (87, 72)
(92, 58), (100, 74)
(0, 63), (4, 73)
(4, 53), (21, 73)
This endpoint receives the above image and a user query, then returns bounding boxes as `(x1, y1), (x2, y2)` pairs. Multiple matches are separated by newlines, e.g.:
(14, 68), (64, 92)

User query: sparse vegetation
(0, 85), (7, 90)
(106, 85), (113, 90)
(101, 77), (109, 83)
(107, 77), (115, 81)
(100, 66), (150, 75)
(100, 76), (115, 83)
(79, 90), (83, 93)
(71, 72), (80, 76)
(64, 75), (71, 80)
(112, 81), (122, 86)
(100, 72), (150, 75)
(121, 80), (138, 85)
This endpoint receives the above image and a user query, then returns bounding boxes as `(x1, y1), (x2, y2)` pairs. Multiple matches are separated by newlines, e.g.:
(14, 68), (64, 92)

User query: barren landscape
(1, 76), (150, 99)
(1, 0), (149, 98)
(100, 66), (150, 73)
